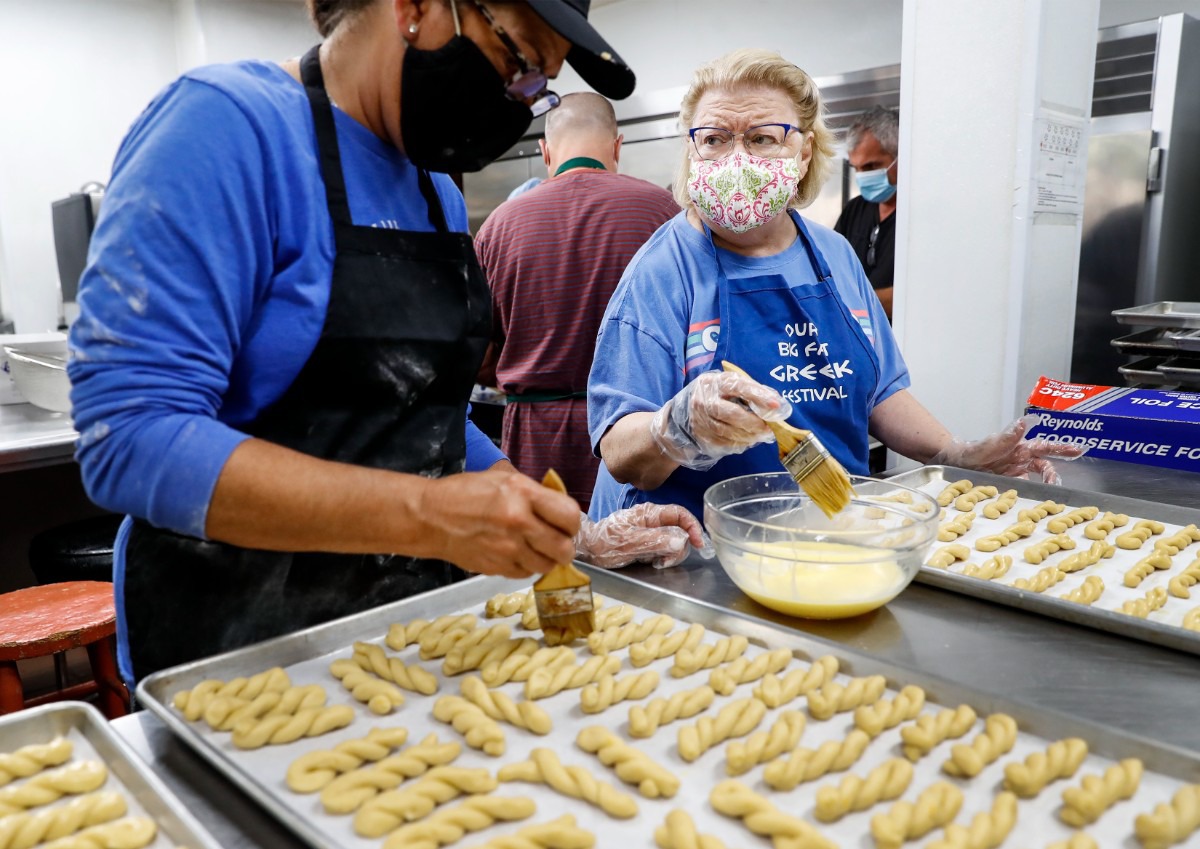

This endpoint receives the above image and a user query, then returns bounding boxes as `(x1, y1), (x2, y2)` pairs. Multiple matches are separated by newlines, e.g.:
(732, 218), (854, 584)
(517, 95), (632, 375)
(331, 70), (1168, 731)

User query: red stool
(0, 581), (129, 719)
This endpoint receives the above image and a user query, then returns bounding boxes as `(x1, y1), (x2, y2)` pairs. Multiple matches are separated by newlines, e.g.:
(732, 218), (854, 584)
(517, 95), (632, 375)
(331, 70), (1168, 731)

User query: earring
(408, 22), (419, 35)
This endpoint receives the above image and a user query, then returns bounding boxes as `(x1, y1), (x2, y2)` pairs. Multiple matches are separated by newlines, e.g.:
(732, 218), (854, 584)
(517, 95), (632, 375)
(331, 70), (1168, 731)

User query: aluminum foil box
(1025, 375), (1200, 472)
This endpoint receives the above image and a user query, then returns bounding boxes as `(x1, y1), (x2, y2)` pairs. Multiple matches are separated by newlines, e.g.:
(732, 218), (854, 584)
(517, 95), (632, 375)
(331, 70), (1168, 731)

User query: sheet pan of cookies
(0, 700), (222, 848)
(891, 465), (1200, 656)
(136, 572), (1200, 849)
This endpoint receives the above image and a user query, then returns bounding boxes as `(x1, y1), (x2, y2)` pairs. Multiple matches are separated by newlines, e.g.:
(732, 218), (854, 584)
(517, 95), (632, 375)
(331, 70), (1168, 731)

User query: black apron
(122, 46), (491, 682)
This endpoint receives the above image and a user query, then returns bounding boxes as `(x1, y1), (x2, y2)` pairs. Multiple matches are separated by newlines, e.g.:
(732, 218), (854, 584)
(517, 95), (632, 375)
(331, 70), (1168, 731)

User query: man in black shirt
(834, 106), (898, 321)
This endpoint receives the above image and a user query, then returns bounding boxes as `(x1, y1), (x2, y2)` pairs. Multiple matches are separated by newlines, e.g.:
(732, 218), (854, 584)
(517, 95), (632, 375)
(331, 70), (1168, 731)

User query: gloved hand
(575, 503), (715, 570)
(649, 371), (792, 470)
(930, 414), (1087, 485)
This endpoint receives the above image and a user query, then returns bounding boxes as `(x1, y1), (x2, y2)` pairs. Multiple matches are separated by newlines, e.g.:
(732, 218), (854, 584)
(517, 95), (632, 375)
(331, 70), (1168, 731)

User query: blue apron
(647, 210), (881, 521)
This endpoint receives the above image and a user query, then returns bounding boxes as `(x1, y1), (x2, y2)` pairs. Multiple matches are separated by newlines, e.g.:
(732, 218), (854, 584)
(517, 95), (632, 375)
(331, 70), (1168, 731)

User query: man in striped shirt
(475, 92), (680, 509)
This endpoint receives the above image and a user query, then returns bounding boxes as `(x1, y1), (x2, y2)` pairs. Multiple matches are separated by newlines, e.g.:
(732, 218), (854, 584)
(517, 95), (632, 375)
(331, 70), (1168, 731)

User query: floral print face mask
(687, 152), (801, 234)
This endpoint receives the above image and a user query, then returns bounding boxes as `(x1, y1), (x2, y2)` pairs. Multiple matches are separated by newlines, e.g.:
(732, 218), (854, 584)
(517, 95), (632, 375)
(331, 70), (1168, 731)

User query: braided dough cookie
(1169, 558), (1200, 598)
(431, 696), (506, 756)
(725, 711), (806, 776)
(0, 762), (107, 816)
(959, 556), (1012, 581)
(525, 656), (619, 700)
(761, 728), (872, 791)
(628, 624), (705, 668)
(355, 640), (439, 694)
(592, 604), (634, 632)
(1118, 587), (1168, 619)
(232, 703), (354, 749)
(669, 636), (748, 678)
(677, 697), (767, 762)
(36, 816), (156, 849)
(171, 666), (290, 721)
(870, 781), (963, 849)
(331, 658), (406, 715)
(709, 779), (835, 849)
(854, 685), (925, 738)
(1004, 737), (1088, 797)
(1011, 564), (1067, 593)
(0, 737), (72, 787)
(1154, 523), (1200, 556)
(1115, 520), (1166, 551)
(753, 655), (839, 708)
(482, 646), (575, 687)
(938, 512), (976, 543)
(900, 704), (977, 761)
(0, 790), (125, 847)
(485, 590), (532, 619)
(1024, 534), (1076, 565)
(287, 726), (409, 793)
(1061, 576), (1105, 606)
(1060, 757), (1143, 827)
(1084, 511), (1129, 540)
(580, 670), (658, 714)
(925, 791), (1017, 849)
(421, 622), (508, 661)
(203, 682), (329, 731)
(953, 486), (998, 513)
(1185, 607), (1200, 632)
(381, 795), (536, 849)
(445, 637), (538, 677)
(927, 544), (971, 570)
(982, 489), (1018, 520)
(1057, 541), (1115, 574)
(813, 757), (913, 823)
(654, 809), (726, 849)
(498, 747), (638, 819)
(942, 713), (1018, 778)
(936, 479), (973, 508)
(465, 814), (594, 849)
(708, 648), (792, 696)
(354, 766), (498, 836)
(575, 726), (680, 799)
(1046, 505), (1100, 533)
(1125, 552), (1174, 589)
(1049, 836), (1098, 849)
(387, 614), (476, 651)
(320, 734), (462, 814)
(628, 686), (715, 738)
(1135, 784), (1200, 849)
(807, 674), (887, 721)
(586, 615), (673, 655)
(975, 520), (1036, 553)
(1017, 500), (1066, 523)
(461, 676), (552, 734)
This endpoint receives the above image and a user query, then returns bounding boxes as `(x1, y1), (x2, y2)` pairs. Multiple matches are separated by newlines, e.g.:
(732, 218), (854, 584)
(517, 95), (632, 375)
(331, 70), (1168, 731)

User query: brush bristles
(797, 455), (854, 518)
(539, 610), (596, 646)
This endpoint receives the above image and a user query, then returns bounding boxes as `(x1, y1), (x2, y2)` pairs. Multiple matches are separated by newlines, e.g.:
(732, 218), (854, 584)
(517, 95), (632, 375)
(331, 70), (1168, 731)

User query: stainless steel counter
(0, 402), (76, 471)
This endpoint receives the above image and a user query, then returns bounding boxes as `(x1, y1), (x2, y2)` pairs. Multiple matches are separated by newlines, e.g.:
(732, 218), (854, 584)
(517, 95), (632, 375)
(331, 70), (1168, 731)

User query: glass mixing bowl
(704, 473), (940, 619)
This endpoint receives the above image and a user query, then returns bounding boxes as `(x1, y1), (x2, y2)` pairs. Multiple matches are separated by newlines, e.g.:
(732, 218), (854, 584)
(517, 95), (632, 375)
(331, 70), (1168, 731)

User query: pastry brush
(532, 469), (596, 646)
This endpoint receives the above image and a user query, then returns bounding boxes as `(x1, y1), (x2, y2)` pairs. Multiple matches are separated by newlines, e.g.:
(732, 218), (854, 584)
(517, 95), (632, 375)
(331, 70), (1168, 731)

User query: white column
(892, 0), (1100, 462)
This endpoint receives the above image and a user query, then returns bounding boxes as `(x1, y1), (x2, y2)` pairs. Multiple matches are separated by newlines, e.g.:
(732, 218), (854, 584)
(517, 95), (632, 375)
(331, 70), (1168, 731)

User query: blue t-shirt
(68, 60), (503, 539)
(587, 212), (910, 519)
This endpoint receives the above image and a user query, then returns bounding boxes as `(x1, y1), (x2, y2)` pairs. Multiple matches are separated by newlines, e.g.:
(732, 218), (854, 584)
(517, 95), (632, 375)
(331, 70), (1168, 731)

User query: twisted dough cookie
(669, 636), (748, 678)
(1133, 782), (1200, 849)
(36, 816), (156, 849)
(870, 781), (963, 849)
(959, 556), (1012, 581)
(464, 815), (594, 849)
(1119, 587), (1169, 618)
(0, 790), (124, 848)
(580, 670), (658, 714)
(387, 613), (476, 651)
(432, 695), (506, 756)
(677, 697), (767, 762)
(320, 734), (462, 814)
(1185, 606), (1200, 632)
(925, 791), (1017, 849)
(1126, 552), (1174, 589)
(354, 766), (498, 837)
(1017, 500), (1066, 523)
(1169, 558), (1200, 598)
(1084, 511), (1129, 540)
(445, 637), (538, 677)
(1060, 757), (1143, 827)
(331, 658), (406, 715)
(586, 615), (673, 655)
(709, 779), (835, 849)
(1004, 737), (1088, 797)
(461, 676), (551, 734)
(355, 640), (439, 694)
(592, 604), (634, 631)
(1046, 505), (1100, 533)
(482, 646), (575, 687)
(171, 666), (290, 721)
(232, 703), (355, 749)
(485, 590), (532, 619)
(287, 726), (409, 793)
(982, 489), (1018, 520)
(975, 520), (1036, 553)
(654, 809), (727, 849)
(753, 655), (839, 708)
(927, 544), (971, 569)
(900, 704), (977, 761)
(1061, 576), (1105, 606)
(813, 757), (913, 823)
(1154, 523), (1200, 556)
(201, 684), (328, 731)
(524, 655), (619, 700)
(0, 737), (72, 787)
(807, 674), (887, 721)
(628, 686), (714, 738)
(421, 622), (509, 661)
(381, 795), (537, 849)
(0, 762), (107, 816)
(854, 685), (925, 738)
(953, 486), (997, 513)
(1116, 520), (1166, 551)
(725, 711), (806, 776)
(1048, 836), (1098, 849)
(942, 713), (1018, 778)
(575, 726), (680, 799)
(938, 512), (976, 543)
(628, 624), (705, 668)
(1023, 534), (1077, 565)
(708, 648), (792, 696)
(936, 479), (973, 508)
(498, 747), (638, 819)
(1011, 564), (1067, 593)
(1057, 541), (1115, 574)
(761, 728), (872, 791)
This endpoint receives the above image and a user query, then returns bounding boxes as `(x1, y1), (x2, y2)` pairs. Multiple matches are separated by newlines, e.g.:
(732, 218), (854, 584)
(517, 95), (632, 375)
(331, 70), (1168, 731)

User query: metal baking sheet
(0, 701), (222, 849)
(1158, 356), (1200, 382)
(1169, 328), (1200, 352)
(1110, 327), (1184, 355)
(893, 464), (1200, 656)
(1118, 355), (1177, 386)
(137, 572), (1200, 849)
(1112, 301), (1200, 329)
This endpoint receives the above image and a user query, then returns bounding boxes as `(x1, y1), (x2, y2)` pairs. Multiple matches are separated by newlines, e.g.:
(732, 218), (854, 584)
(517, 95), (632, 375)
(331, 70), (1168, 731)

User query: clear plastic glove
(930, 414), (1087, 485)
(575, 503), (715, 570)
(649, 371), (793, 471)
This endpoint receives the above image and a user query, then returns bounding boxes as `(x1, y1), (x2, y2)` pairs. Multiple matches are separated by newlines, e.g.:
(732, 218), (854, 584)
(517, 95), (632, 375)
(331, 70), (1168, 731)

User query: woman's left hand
(575, 503), (715, 569)
(930, 414), (1087, 484)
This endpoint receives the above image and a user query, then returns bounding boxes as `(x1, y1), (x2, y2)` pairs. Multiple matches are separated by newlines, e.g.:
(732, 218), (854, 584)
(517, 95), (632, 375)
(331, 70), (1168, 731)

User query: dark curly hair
(306, 0), (377, 37)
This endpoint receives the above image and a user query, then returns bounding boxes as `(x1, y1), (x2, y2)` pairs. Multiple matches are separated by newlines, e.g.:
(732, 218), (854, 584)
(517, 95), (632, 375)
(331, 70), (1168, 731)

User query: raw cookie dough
(1046, 506), (1099, 534)
(1060, 758), (1143, 827)
(331, 657), (406, 715)
(586, 615), (673, 655)
(976, 520), (1036, 553)
(444, 637), (538, 677)
(1125, 552), (1173, 589)
(387, 614), (475, 652)
(654, 809), (727, 849)
(870, 781), (963, 849)
(709, 779), (835, 849)
(0, 790), (125, 846)
(37, 815), (156, 849)
(959, 556), (1012, 581)
(1061, 576), (1105, 606)
(524, 656), (620, 700)
(171, 667), (290, 721)
(942, 713), (1017, 778)
(807, 675), (887, 721)
(380, 795), (536, 849)
(1017, 500), (1066, 523)
(677, 697), (767, 762)
(927, 544), (971, 569)
(1024, 534), (1076, 565)
(900, 705), (977, 761)
(232, 704), (354, 750)
(1115, 520), (1166, 551)
(353, 766), (497, 837)
(1134, 783), (1200, 849)
(813, 757), (914, 823)
(752, 655), (839, 708)
(938, 512), (976, 543)
(1057, 541), (1116, 574)
(1168, 559), (1200, 598)
(431, 696), (506, 756)
(0, 737), (73, 787)
(484, 590), (532, 619)
(953, 486), (998, 513)
(355, 641), (440, 694)
(854, 685), (926, 738)
(1011, 564), (1067, 593)
(286, 726), (410, 793)
(762, 728), (873, 791)
(628, 686), (715, 739)
(1084, 511), (1129, 540)
(1003, 737), (1088, 797)
(579, 670), (659, 714)
(574, 726), (680, 799)
(925, 791), (1017, 849)
(708, 648), (792, 696)
(982, 489), (1018, 520)
(319, 734), (461, 815)
(628, 625), (705, 668)
(465, 814), (594, 849)
(936, 480), (974, 507)
(725, 711), (806, 776)
(0, 761), (107, 816)
(481, 646), (575, 687)
(498, 747), (638, 819)
(669, 636), (749, 678)
(461, 675), (552, 734)
(1118, 587), (1168, 619)
(1154, 524), (1200, 556)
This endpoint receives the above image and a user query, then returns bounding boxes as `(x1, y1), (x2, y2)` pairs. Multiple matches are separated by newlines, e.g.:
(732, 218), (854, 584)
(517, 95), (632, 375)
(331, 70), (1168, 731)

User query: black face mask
(401, 34), (534, 173)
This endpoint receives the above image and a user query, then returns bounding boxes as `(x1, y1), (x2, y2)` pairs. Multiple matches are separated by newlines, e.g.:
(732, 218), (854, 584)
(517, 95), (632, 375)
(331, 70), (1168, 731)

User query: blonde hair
(673, 49), (835, 210)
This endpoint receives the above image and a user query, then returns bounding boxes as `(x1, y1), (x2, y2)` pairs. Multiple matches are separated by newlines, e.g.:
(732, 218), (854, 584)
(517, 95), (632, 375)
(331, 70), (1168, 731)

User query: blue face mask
(854, 164), (897, 203)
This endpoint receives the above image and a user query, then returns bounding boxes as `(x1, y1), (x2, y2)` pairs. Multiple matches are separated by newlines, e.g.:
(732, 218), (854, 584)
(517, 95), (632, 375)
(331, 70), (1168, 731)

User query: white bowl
(3, 340), (71, 413)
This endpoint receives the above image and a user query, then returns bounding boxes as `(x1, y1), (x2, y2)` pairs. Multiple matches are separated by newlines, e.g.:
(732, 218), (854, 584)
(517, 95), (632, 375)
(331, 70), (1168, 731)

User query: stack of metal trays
(1112, 302), (1200, 387)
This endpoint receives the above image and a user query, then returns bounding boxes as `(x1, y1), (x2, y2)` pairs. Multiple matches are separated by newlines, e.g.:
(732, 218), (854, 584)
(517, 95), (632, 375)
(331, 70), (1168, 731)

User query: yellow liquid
(723, 540), (908, 619)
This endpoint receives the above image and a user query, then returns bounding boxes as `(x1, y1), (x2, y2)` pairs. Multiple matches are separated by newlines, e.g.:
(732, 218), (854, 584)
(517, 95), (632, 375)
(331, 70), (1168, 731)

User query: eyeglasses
(688, 123), (800, 161)
(454, 0), (561, 117)
(866, 223), (881, 267)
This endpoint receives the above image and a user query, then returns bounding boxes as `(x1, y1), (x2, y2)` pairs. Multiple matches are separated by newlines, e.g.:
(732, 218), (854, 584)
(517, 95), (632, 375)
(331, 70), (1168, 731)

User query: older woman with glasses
(68, 0), (707, 686)
(587, 48), (1081, 523)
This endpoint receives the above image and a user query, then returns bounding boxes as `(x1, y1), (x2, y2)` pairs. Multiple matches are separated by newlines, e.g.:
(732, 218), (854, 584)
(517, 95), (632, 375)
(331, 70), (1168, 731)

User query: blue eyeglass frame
(454, 0), (561, 117)
(688, 123), (801, 156)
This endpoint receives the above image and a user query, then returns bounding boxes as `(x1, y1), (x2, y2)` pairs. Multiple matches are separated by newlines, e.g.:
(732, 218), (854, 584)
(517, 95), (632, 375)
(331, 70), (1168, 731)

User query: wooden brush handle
(719, 360), (811, 450)
(534, 470), (589, 591)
